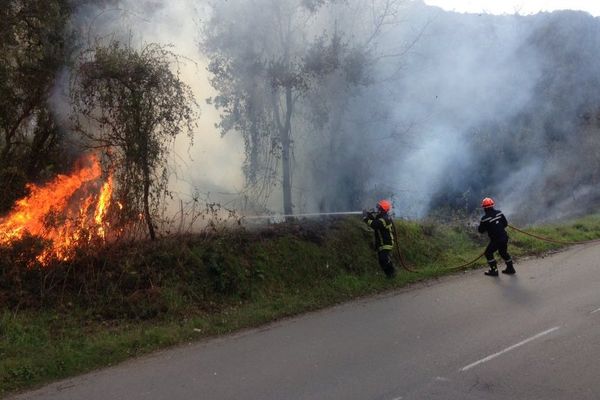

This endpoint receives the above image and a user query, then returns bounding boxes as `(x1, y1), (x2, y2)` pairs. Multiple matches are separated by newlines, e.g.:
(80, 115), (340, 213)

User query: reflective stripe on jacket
(366, 214), (395, 251)
(478, 208), (508, 241)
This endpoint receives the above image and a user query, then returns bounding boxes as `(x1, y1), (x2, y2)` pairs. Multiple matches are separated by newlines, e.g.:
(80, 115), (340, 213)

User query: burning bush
(71, 40), (197, 240)
(0, 154), (115, 266)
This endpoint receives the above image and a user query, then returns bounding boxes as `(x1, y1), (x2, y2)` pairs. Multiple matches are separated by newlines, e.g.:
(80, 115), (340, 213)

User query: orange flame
(0, 154), (114, 266)
(94, 176), (113, 239)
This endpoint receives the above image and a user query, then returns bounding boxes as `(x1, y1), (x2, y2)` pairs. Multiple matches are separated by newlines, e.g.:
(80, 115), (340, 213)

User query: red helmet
(481, 197), (495, 208)
(377, 199), (392, 213)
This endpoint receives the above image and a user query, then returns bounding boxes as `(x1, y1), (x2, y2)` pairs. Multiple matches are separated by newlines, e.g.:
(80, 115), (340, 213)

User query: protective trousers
(377, 250), (396, 278)
(485, 238), (512, 271)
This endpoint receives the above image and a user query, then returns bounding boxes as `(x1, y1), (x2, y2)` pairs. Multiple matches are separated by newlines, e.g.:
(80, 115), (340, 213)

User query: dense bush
(0, 219), (376, 319)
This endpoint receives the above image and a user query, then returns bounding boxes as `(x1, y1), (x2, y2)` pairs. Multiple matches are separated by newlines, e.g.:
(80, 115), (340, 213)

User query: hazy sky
(424, 0), (600, 16)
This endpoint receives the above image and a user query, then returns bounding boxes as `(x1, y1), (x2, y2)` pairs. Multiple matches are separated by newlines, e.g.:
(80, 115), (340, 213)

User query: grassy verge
(3, 214), (600, 397)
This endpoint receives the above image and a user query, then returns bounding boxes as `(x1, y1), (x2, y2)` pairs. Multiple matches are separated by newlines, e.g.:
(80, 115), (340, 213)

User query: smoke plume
(53, 0), (600, 224)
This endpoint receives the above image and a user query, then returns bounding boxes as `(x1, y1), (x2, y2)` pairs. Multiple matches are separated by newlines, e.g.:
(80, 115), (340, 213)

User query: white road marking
(460, 326), (560, 372)
(591, 307), (600, 314)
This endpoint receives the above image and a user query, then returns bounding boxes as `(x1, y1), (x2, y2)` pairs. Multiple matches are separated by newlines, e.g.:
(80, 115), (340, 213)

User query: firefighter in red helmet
(363, 200), (396, 278)
(478, 197), (515, 276)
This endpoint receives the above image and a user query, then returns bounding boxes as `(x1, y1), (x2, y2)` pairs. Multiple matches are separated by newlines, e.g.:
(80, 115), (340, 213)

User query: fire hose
(243, 211), (600, 273)
(447, 251), (487, 271)
(445, 224), (600, 272)
(391, 223), (417, 273)
(507, 224), (600, 245)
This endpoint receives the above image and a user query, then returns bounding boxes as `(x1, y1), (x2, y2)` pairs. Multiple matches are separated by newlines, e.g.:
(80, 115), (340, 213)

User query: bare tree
(71, 41), (197, 239)
(203, 0), (384, 215)
(202, 0), (406, 214)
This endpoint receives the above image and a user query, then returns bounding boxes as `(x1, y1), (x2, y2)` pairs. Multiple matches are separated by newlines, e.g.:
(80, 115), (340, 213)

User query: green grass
(2, 214), (600, 397)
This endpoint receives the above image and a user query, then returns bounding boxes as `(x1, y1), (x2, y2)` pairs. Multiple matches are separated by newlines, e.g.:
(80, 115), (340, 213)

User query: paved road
(11, 244), (600, 400)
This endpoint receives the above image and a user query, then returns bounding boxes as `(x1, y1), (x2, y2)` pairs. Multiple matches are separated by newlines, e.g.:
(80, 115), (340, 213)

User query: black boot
(502, 260), (516, 275)
(485, 259), (498, 276)
(383, 263), (396, 278)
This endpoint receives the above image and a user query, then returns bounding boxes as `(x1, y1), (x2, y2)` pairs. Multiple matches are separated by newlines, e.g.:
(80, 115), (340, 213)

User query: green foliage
(3, 214), (600, 396)
(0, 0), (73, 212)
(0, 167), (28, 213)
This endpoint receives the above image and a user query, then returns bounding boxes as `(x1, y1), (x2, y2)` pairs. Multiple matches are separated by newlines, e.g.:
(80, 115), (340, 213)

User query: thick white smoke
(55, 0), (245, 217)
(372, 3), (600, 221)
(53, 0), (600, 224)
(378, 4), (541, 217)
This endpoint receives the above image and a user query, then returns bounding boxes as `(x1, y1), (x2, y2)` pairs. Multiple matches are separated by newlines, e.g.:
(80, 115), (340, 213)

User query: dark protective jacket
(364, 212), (394, 251)
(478, 208), (508, 242)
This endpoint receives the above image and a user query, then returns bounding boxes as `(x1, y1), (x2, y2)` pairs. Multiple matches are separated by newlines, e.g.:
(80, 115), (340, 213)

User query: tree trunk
(142, 162), (156, 240)
(140, 129), (155, 240)
(281, 86), (293, 217)
(248, 113), (259, 185)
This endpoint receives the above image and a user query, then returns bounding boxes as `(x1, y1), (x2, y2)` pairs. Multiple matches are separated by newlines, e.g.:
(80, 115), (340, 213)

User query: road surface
(11, 244), (600, 399)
